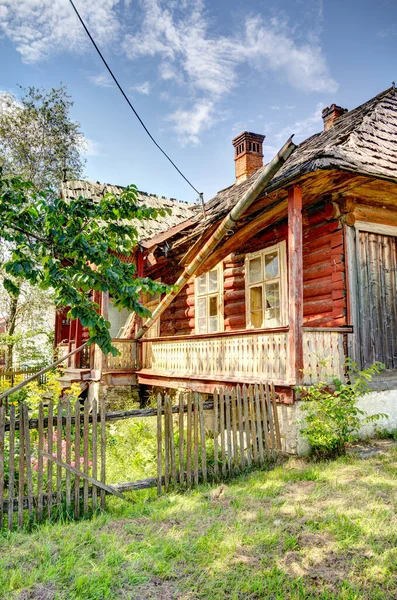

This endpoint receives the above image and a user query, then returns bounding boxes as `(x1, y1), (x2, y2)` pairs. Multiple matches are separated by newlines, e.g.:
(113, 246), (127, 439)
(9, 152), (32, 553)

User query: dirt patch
(297, 531), (335, 549)
(119, 579), (182, 599)
(17, 583), (57, 600)
(231, 545), (261, 567)
(100, 517), (151, 537)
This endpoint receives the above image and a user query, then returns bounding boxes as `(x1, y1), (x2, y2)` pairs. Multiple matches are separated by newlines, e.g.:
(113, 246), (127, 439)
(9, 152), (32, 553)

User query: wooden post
(288, 185), (303, 385)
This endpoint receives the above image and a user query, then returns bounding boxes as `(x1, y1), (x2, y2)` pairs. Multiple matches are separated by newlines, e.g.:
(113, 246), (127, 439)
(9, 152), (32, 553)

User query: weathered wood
(219, 388), (226, 476)
(254, 384), (264, 464)
(236, 386), (245, 469)
(265, 383), (277, 453)
(100, 396), (106, 510)
(83, 400), (89, 514)
(18, 405), (25, 528)
(65, 401), (72, 512)
(157, 394), (163, 495)
(242, 385), (252, 467)
(56, 403), (63, 505)
(42, 452), (125, 500)
(198, 395), (207, 484)
(271, 383), (282, 451)
(231, 388), (238, 471)
(249, 386), (258, 464)
(47, 400), (54, 519)
(0, 406), (4, 529)
(168, 396), (177, 484)
(74, 399), (80, 518)
(164, 395), (170, 492)
(225, 389), (232, 472)
(37, 403), (44, 521)
(8, 405), (15, 530)
(91, 398), (98, 511)
(213, 389), (219, 478)
(193, 393), (199, 487)
(259, 384), (270, 457)
(288, 185), (304, 384)
(23, 405), (33, 520)
(178, 393), (184, 486)
(186, 392), (192, 487)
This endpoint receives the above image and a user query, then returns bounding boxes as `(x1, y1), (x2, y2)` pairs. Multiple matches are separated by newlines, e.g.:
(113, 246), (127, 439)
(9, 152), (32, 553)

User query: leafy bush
(297, 360), (387, 460)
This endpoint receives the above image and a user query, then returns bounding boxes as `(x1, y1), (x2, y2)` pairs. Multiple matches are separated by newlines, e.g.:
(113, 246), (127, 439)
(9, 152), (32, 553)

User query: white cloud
(88, 72), (114, 88)
(274, 102), (324, 144)
(131, 81), (151, 95)
(81, 138), (102, 157)
(0, 0), (121, 63)
(167, 100), (215, 145)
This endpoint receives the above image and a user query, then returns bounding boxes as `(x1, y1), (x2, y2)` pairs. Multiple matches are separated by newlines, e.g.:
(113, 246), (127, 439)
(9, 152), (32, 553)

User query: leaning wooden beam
(41, 452), (125, 500)
(134, 137), (296, 340)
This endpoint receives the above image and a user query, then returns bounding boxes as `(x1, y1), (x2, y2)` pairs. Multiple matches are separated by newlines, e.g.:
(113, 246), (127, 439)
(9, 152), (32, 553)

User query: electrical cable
(68, 0), (202, 198)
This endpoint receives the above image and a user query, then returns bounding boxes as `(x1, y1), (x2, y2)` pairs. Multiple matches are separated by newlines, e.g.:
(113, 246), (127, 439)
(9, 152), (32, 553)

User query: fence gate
(157, 383), (282, 493)
(0, 398), (123, 531)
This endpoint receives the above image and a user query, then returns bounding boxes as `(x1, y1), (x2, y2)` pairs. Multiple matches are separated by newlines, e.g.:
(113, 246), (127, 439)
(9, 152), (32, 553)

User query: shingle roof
(191, 86), (397, 235)
(61, 180), (197, 243)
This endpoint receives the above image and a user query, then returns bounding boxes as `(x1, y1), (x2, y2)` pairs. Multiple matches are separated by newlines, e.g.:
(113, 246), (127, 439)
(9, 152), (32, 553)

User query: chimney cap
(232, 131), (265, 147)
(322, 104), (348, 130)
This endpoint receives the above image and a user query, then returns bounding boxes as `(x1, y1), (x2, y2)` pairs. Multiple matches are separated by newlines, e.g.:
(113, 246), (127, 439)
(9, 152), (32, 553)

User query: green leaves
(0, 171), (171, 354)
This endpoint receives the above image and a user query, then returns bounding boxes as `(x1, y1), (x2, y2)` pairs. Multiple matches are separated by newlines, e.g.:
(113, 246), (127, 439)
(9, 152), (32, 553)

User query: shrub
(297, 360), (387, 460)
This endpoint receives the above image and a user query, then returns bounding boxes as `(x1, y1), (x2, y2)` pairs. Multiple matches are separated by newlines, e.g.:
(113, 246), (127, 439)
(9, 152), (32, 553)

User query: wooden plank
(225, 389), (232, 473)
(249, 386), (258, 464)
(168, 395), (177, 485)
(231, 388), (238, 472)
(37, 402), (44, 521)
(193, 392), (199, 487)
(0, 406), (5, 529)
(288, 185), (304, 385)
(178, 393), (184, 486)
(265, 383), (277, 454)
(74, 399), (80, 518)
(219, 388), (226, 477)
(91, 398), (98, 511)
(65, 400), (72, 512)
(100, 396), (106, 510)
(47, 400), (54, 519)
(18, 405), (25, 528)
(236, 386), (245, 470)
(213, 389), (219, 479)
(259, 384), (270, 457)
(254, 384), (264, 464)
(23, 404), (33, 520)
(157, 393), (162, 496)
(164, 395), (169, 492)
(198, 395), (207, 484)
(271, 383), (282, 451)
(83, 399), (89, 514)
(56, 402), (63, 505)
(186, 392), (192, 487)
(7, 405), (15, 530)
(42, 453), (125, 500)
(242, 385), (252, 468)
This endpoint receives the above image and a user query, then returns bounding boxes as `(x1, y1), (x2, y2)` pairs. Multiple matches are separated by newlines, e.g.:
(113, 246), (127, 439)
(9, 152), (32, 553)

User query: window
(245, 241), (287, 329)
(195, 265), (223, 334)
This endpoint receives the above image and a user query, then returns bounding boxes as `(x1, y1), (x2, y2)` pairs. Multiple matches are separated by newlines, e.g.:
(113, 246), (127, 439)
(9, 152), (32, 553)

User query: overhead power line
(68, 0), (202, 198)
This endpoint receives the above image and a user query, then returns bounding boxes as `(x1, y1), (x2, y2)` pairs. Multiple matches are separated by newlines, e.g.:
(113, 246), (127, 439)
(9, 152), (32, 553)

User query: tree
(0, 84), (86, 369)
(0, 172), (170, 356)
(0, 84), (85, 191)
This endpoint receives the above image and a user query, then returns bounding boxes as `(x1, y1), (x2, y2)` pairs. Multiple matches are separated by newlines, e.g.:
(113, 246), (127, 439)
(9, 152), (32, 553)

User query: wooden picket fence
(0, 397), (117, 531)
(157, 383), (281, 492)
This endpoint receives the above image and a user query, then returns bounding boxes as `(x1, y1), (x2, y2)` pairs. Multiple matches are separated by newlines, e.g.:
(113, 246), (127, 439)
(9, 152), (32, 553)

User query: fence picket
(164, 396), (170, 493)
(8, 405), (15, 530)
(74, 399), (80, 518)
(56, 403), (63, 505)
(198, 395), (207, 484)
(236, 386), (245, 470)
(193, 392), (199, 487)
(271, 383), (282, 451)
(83, 400), (89, 514)
(178, 393), (184, 486)
(231, 389), (238, 471)
(100, 396), (106, 510)
(37, 403), (44, 521)
(265, 383), (277, 454)
(186, 392), (192, 488)
(47, 401), (54, 519)
(254, 384), (264, 464)
(92, 399), (98, 511)
(18, 406), (25, 528)
(242, 385), (252, 468)
(219, 388), (226, 477)
(23, 405), (33, 520)
(157, 394), (162, 496)
(249, 386), (258, 464)
(65, 400), (71, 512)
(213, 389), (219, 479)
(0, 406), (4, 529)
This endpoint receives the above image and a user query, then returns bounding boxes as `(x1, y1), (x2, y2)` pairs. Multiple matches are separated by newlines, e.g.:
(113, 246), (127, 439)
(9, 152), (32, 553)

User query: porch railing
(105, 339), (139, 371)
(302, 329), (347, 384)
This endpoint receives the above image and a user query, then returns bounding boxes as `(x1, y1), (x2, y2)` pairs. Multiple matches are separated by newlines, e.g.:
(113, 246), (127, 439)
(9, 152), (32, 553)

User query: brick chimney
(322, 104), (348, 131)
(232, 131), (265, 184)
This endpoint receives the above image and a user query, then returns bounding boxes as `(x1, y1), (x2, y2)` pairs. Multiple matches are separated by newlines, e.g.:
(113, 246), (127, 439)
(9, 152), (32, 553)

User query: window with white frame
(245, 241), (287, 329)
(195, 265), (223, 334)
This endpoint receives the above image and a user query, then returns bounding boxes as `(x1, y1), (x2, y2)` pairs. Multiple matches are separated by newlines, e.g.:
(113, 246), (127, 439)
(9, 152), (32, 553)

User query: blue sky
(0, 0), (396, 205)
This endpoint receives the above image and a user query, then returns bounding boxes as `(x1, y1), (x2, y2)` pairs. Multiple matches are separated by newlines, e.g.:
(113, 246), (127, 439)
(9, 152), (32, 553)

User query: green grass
(2, 443), (397, 599)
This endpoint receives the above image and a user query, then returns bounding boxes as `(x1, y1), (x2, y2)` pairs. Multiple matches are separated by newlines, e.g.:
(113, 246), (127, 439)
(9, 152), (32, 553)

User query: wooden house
(58, 87), (397, 452)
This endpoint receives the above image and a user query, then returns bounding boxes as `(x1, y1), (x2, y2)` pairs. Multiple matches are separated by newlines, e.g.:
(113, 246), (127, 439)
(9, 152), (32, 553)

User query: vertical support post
(288, 185), (303, 385)
(101, 292), (109, 372)
(74, 319), (83, 369)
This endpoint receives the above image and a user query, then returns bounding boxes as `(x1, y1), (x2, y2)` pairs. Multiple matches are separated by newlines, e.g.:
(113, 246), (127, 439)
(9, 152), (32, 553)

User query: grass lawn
(1, 441), (397, 600)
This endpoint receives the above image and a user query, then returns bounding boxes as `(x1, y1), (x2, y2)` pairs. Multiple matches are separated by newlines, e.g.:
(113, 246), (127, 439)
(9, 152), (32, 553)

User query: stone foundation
(88, 381), (140, 411)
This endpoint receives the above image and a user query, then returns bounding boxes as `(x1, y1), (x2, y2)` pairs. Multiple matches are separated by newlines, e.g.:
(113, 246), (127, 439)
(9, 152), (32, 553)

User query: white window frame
(194, 264), (224, 334)
(245, 241), (288, 329)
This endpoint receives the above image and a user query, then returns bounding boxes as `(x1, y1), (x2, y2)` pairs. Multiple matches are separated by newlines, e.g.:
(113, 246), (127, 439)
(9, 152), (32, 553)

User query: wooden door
(356, 230), (397, 369)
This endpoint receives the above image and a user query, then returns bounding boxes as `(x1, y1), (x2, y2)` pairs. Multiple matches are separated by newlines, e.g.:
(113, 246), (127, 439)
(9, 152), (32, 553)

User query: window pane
(197, 318), (207, 334)
(209, 316), (218, 332)
(197, 297), (207, 318)
(208, 270), (218, 292)
(249, 257), (262, 283)
(197, 273), (207, 294)
(209, 296), (218, 317)
(265, 282), (280, 325)
(250, 286), (263, 328)
(265, 251), (279, 279)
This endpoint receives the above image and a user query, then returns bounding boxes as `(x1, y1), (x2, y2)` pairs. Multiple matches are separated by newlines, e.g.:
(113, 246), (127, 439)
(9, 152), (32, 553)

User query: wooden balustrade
(143, 329), (289, 383)
(302, 329), (346, 384)
(105, 339), (139, 371)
